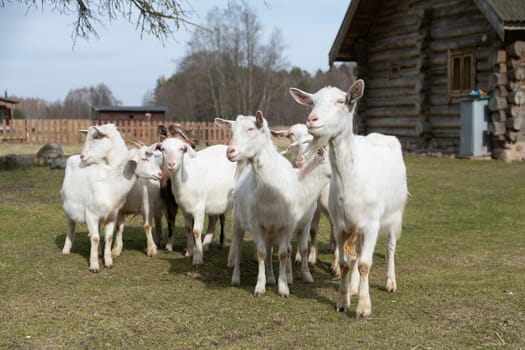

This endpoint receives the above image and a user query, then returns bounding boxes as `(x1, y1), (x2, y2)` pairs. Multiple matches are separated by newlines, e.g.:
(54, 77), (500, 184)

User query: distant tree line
(12, 83), (121, 119)
(147, 1), (356, 126)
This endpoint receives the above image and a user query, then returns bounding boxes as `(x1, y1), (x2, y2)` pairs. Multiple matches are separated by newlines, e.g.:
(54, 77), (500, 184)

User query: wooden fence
(0, 119), (231, 146)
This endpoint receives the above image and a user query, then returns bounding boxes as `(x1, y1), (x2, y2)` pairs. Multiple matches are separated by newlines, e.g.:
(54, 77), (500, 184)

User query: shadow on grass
(54, 224), (387, 319)
(160, 236), (360, 316)
(53, 224), (169, 267)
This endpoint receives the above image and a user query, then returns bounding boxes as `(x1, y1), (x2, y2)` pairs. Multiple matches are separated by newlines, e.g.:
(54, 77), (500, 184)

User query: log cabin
(329, 0), (525, 160)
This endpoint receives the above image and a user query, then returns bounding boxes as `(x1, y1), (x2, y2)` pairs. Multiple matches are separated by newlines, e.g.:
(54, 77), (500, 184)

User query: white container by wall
(460, 99), (489, 157)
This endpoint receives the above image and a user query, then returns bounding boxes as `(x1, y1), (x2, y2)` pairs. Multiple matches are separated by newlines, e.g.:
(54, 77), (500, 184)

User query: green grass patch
(0, 155), (524, 349)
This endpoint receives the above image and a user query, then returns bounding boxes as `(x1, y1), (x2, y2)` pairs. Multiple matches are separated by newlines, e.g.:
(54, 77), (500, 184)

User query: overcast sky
(0, 1), (349, 105)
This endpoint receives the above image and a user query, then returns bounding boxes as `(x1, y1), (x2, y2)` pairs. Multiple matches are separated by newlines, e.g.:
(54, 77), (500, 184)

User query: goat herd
(60, 80), (408, 318)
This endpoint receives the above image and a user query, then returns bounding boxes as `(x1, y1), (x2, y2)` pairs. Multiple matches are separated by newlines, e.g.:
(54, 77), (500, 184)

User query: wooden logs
(488, 72), (508, 90)
(491, 41), (525, 150)
(508, 67), (525, 81)
(490, 50), (507, 65)
(508, 90), (525, 105)
(510, 105), (525, 117)
(488, 95), (508, 111)
(506, 116), (524, 131)
(488, 121), (506, 136)
(491, 111), (507, 122)
(506, 41), (525, 58)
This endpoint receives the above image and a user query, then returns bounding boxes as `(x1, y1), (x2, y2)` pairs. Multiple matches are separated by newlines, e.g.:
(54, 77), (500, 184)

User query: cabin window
(448, 50), (475, 98)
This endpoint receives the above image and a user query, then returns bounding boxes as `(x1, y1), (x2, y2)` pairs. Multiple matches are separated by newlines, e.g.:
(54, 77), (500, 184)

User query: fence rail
(0, 119), (231, 146)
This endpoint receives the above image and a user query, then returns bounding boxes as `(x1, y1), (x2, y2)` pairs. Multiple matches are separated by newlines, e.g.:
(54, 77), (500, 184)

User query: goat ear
(289, 88), (313, 106)
(157, 125), (168, 137)
(215, 118), (233, 129)
(134, 139), (146, 146)
(184, 145), (198, 158)
(346, 79), (365, 105)
(92, 126), (107, 138)
(151, 142), (164, 152)
(270, 129), (290, 138)
(255, 111), (264, 129)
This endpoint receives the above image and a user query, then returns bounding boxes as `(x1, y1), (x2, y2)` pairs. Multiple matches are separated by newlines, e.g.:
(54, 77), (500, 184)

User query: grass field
(0, 145), (524, 349)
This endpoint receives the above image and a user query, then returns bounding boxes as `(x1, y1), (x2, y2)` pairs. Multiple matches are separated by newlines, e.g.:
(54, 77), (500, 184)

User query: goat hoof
(386, 279), (397, 293)
(356, 303), (371, 319)
(254, 286), (266, 296)
(88, 267), (100, 273)
(105, 264), (113, 269)
(303, 274), (314, 284)
(356, 311), (371, 320)
(336, 298), (348, 312)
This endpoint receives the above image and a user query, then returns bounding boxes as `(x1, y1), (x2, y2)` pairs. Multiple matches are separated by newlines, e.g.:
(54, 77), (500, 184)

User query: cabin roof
(329, 0), (525, 65)
(484, 0), (525, 23)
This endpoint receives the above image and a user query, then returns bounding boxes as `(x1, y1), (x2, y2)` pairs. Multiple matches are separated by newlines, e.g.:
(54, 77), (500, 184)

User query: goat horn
(132, 139), (146, 146)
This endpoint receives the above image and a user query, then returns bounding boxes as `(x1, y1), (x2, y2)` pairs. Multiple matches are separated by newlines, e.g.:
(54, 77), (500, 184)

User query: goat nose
(167, 161), (176, 169)
(308, 114), (319, 124)
(227, 147), (236, 156)
(80, 154), (86, 161)
(296, 155), (304, 168)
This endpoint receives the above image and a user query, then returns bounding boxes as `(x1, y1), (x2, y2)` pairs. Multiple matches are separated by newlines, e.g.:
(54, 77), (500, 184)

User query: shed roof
(0, 97), (19, 105)
(329, 0), (525, 65)
(92, 106), (167, 113)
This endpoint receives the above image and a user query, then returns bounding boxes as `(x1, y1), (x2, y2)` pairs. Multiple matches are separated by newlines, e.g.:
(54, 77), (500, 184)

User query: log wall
(359, 0), (500, 153)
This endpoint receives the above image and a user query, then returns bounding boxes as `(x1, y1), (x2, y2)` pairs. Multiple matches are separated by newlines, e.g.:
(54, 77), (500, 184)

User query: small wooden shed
(92, 106), (167, 123)
(329, 0), (525, 158)
(0, 97), (19, 127)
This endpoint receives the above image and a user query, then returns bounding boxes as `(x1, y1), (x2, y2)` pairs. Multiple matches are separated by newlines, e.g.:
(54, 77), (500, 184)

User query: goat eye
(247, 127), (255, 132)
(335, 99), (345, 105)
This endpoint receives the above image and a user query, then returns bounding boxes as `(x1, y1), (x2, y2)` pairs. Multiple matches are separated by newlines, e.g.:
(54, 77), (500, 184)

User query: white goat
(111, 144), (165, 258)
(61, 124), (163, 272)
(271, 124), (336, 268)
(291, 146), (332, 283)
(161, 137), (236, 266)
(215, 112), (330, 296)
(215, 111), (299, 297)
(158, 125), (226, 253)
(290, 80), (408, 318)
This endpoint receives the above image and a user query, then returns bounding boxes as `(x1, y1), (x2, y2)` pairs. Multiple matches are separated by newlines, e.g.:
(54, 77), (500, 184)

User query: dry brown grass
(0, 143), (83, 157)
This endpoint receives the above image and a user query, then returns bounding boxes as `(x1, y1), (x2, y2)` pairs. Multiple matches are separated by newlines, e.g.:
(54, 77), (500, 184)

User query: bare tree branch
(2, 0), (204, 43)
